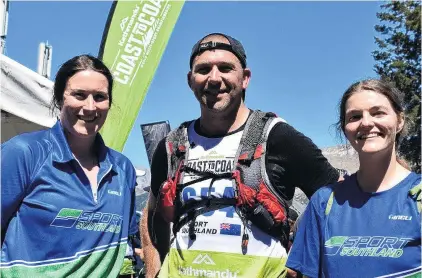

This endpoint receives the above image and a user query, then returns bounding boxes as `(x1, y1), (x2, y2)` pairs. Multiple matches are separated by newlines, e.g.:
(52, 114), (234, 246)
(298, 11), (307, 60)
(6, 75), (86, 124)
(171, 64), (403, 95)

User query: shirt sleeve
(150, 138), (168, 198)
(266, 122), (339, 199)
(1, 139), (34, 241)
(286, 196), (324, 278)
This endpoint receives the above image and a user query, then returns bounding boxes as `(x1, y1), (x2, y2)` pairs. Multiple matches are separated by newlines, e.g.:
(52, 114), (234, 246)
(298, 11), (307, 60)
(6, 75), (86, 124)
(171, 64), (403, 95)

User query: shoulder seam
(28, 130), (54, 192)
(107, 151), (135, 184)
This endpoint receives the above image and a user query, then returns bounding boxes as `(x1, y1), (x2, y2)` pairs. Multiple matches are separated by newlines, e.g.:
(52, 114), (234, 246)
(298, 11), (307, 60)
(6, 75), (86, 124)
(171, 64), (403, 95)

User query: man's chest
(180, 138), (240, 203)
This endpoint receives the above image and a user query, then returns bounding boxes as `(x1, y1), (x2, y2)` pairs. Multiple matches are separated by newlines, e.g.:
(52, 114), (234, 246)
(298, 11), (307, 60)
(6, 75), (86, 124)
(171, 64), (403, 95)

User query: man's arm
(141, 194), (170, 278)
(286, 195), (325, 278)
(140, 139), (170, 278)
(266, 122), (340, 199)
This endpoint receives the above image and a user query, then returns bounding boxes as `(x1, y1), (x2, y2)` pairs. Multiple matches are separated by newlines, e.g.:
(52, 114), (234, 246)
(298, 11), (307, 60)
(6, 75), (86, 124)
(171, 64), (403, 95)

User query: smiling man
(141, 33), (340, 278)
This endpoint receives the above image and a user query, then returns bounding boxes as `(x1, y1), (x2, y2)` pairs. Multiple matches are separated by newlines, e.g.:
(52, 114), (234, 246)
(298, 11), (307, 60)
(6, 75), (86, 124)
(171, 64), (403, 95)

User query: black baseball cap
(189, 33), (247, 69)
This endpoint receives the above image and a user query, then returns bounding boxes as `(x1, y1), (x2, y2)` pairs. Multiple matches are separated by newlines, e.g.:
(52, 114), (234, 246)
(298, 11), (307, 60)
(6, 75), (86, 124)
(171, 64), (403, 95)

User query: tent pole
(0, 0), (9, 54)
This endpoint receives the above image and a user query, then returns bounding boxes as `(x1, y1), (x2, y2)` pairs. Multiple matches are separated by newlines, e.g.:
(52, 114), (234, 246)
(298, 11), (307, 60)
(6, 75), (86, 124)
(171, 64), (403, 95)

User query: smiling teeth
(79, 117), (96, 121)
(359, 133), (379, 139)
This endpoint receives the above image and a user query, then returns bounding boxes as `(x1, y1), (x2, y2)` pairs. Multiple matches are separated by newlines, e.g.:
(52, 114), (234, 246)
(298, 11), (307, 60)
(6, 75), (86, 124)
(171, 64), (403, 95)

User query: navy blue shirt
(287, 173), (421, 278)
(1, 121), (138, 277)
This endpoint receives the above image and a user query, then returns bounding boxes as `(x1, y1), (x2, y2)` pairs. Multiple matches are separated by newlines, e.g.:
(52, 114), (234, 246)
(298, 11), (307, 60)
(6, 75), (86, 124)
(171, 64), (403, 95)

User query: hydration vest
(158, 110), (291, 250)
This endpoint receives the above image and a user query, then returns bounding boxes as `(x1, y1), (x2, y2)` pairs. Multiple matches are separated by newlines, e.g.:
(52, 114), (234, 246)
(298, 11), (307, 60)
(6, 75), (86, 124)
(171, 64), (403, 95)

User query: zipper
(73, 156), (113, 204)
(95, 165), (112, 204)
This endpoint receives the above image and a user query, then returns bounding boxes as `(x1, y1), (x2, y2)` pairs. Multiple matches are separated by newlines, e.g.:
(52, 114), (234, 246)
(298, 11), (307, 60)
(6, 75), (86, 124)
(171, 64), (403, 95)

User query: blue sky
(6, 1), (382, 169)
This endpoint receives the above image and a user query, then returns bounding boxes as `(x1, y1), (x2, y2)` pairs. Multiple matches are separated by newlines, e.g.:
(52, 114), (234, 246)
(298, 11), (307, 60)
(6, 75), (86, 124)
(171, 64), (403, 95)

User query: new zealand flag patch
(220, 223), (241, 236)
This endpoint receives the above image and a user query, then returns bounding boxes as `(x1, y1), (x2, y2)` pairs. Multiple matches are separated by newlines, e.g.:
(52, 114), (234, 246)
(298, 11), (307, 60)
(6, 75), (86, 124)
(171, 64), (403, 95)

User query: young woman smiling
(1, 55), (138, 277)
(286, 79), (421, 278)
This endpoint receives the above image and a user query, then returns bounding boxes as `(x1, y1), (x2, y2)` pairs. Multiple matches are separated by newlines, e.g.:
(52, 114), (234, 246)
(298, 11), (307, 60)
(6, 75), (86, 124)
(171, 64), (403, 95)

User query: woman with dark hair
(1, 55), (138, 277)
(286, 79), (421, 278)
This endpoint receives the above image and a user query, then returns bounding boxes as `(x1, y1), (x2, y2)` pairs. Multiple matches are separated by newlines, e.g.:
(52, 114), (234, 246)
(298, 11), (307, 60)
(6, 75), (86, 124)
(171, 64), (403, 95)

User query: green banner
(99, 0), (184, 151)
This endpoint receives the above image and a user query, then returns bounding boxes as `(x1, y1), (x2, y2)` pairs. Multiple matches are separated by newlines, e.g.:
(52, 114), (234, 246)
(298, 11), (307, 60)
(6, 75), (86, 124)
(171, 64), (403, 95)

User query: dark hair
(51, 54), (113, 110)
(335, 79), (409, 167)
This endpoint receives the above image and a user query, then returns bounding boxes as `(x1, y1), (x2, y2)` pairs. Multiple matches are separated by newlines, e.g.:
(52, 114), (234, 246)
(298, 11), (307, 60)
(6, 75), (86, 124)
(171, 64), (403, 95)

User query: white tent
(1, 54), (56, 143)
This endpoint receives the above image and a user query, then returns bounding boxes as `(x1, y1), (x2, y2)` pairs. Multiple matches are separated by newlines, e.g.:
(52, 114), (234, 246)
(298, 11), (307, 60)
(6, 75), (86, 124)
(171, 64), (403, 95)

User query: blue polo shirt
(1, 121), (138, 277)
(287, 173), (421, 278)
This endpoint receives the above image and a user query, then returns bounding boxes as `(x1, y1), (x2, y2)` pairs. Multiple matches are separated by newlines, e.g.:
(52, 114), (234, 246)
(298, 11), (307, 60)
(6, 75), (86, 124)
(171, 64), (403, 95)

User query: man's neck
(357, 148), (409, 193)
(199, 104), (250, 136)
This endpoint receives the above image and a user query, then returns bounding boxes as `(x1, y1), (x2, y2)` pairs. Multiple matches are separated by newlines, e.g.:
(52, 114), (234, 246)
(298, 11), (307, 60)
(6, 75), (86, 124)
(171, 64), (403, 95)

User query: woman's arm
(1, 139), (34, 243)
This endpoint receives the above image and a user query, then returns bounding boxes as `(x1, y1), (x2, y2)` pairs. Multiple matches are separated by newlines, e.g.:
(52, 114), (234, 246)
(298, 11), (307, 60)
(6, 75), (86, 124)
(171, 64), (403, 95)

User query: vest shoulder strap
(325, 191), (335, 216)
(234, 110), (277, 166)
(233, 110), (277, 195)
(409, 182), (421, 213)
(325, 182), (341, 216)
(165, 111), (280, 189)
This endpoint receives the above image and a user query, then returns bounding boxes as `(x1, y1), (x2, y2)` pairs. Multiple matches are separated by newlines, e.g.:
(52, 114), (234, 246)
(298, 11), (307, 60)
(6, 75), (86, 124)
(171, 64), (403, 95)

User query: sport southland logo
(50, 208), (123, 234)
(192, 254), (215, 265)
(324, 235), (412, 258)
(50, 208), (82, 228)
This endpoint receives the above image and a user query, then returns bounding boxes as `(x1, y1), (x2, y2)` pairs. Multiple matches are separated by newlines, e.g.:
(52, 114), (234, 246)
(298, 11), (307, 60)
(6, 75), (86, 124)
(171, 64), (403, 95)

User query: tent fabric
(1, 111), (49, 143)
(1, 54), (57, 142)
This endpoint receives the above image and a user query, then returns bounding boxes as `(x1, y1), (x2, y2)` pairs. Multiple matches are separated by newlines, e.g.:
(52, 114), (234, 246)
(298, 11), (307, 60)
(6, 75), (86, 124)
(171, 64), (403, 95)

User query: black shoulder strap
(233, 110), (277, 190)
(236, 111), (275, 164)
